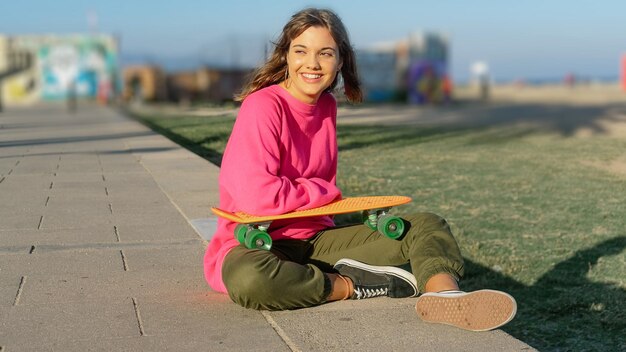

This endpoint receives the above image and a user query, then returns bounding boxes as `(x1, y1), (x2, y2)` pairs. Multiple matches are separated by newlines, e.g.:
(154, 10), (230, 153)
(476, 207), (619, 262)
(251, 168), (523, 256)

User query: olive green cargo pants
(222, 213), (464, 310)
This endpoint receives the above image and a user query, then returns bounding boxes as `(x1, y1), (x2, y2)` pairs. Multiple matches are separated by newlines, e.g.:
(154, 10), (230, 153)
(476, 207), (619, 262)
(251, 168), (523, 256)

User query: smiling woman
(203, 7), (516, 333)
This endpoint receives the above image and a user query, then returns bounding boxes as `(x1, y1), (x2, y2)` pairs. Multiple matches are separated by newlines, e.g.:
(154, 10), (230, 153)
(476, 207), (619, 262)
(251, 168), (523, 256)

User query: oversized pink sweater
(203, 85), (342, 293)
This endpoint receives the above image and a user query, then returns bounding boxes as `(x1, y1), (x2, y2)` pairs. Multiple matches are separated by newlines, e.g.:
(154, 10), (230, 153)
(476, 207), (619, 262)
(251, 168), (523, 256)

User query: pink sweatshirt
(203, 85), (342, 293)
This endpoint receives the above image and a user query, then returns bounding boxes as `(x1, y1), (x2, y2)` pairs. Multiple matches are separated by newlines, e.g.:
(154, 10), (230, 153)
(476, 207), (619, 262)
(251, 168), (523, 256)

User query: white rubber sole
(415, 289), (517, 331)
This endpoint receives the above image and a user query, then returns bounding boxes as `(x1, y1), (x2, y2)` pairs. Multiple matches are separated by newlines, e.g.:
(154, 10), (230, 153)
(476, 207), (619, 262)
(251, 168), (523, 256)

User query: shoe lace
(354, 286), (389, 299)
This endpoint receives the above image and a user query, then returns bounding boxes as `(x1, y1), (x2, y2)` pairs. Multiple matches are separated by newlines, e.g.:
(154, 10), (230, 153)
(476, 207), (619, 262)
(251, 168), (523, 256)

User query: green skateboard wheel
(234, 224), (248, 245)
(245, 229), (272, 251)
(378, 215), (405, 239)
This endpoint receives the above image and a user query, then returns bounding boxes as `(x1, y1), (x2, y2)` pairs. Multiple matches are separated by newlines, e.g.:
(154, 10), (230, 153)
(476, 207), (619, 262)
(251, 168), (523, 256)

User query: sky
(2, 0), (626, 82)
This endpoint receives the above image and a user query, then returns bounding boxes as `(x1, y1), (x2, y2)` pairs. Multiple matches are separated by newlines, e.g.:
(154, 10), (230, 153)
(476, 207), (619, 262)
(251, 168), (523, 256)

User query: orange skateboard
(211, 196), (412, 250)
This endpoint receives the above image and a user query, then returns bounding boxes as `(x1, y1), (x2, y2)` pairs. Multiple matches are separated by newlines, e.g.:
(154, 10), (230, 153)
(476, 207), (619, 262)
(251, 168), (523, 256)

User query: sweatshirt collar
(273, 85), (319, 115)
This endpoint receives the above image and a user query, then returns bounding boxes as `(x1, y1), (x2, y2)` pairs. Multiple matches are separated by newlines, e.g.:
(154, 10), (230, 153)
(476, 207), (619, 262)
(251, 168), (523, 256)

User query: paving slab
(0, 249), (125, 276)
(0, 212), (43, 231)
(15, 268), (204, 305)
(0, 299), (141, 345)
(39, 211), (114, 230)
(0, 227), (119, 247)
(112, 222), (200, 242)
(0, 275), (22, 306)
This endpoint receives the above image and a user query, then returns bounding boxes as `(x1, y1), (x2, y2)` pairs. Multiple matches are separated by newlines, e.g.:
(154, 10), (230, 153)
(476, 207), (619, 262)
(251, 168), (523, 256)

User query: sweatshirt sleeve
(219, 93), (341, 216)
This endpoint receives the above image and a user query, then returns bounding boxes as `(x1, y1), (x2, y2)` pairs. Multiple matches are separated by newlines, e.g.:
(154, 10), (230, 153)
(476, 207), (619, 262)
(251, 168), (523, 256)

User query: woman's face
(283, 26), (342, 104)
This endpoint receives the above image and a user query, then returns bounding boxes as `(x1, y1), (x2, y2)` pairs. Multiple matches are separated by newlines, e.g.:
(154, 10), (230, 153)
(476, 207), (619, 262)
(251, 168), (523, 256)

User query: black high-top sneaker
(333, 258), (418, 299)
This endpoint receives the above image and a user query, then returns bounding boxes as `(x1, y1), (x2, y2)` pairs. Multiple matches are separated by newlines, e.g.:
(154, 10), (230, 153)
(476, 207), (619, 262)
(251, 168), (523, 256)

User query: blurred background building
(121, 65), (251, 104)
(122, 65), (167, 103)
(169, 67), (251, 103)
(357, 31), (451, 104)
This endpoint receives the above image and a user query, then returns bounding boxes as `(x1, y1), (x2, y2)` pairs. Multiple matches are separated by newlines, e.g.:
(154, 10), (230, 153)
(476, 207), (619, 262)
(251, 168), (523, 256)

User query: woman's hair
(235, 8), (362, 103)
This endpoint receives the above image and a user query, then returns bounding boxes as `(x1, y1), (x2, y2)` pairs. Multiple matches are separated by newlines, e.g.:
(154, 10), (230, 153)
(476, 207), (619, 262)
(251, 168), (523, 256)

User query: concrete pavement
(0, 104), (534, 351)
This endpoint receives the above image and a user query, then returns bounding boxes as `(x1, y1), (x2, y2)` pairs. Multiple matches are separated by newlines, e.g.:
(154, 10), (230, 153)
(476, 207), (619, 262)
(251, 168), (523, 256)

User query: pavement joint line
(0, 239), (203, 253)
(120, 250), (129, 271)
(13, 276), (26, 306)
(45, 196), (50, 206)
(37, 215), (44, 230)
(29, 245), (35, 254)
(131, 297), (146, 337)
(114, 225), (121, 242)
(261, 311), (302, 352)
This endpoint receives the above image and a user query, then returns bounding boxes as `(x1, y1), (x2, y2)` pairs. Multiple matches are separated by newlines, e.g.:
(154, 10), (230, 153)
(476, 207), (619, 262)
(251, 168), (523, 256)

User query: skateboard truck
(362, 208), (405, 239)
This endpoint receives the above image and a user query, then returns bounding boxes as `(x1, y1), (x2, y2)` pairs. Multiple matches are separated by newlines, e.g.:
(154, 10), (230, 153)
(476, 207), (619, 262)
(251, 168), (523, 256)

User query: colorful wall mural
(0, 34), (119, 105)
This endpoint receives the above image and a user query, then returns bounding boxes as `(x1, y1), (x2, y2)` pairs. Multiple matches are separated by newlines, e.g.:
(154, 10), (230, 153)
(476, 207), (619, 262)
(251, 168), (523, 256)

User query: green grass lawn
(129, 107), (626, 351)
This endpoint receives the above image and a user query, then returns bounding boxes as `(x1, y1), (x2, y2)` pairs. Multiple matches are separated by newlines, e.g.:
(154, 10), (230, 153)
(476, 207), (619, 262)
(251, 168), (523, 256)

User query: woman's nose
(305, 53), (321, 69)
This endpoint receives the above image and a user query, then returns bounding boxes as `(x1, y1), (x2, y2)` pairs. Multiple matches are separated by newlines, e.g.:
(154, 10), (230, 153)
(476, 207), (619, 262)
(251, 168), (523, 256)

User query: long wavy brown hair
(235, 8), (362, 103)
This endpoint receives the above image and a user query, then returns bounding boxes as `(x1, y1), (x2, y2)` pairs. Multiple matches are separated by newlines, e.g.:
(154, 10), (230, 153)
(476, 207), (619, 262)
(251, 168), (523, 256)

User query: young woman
(203, 7), (516, 331)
